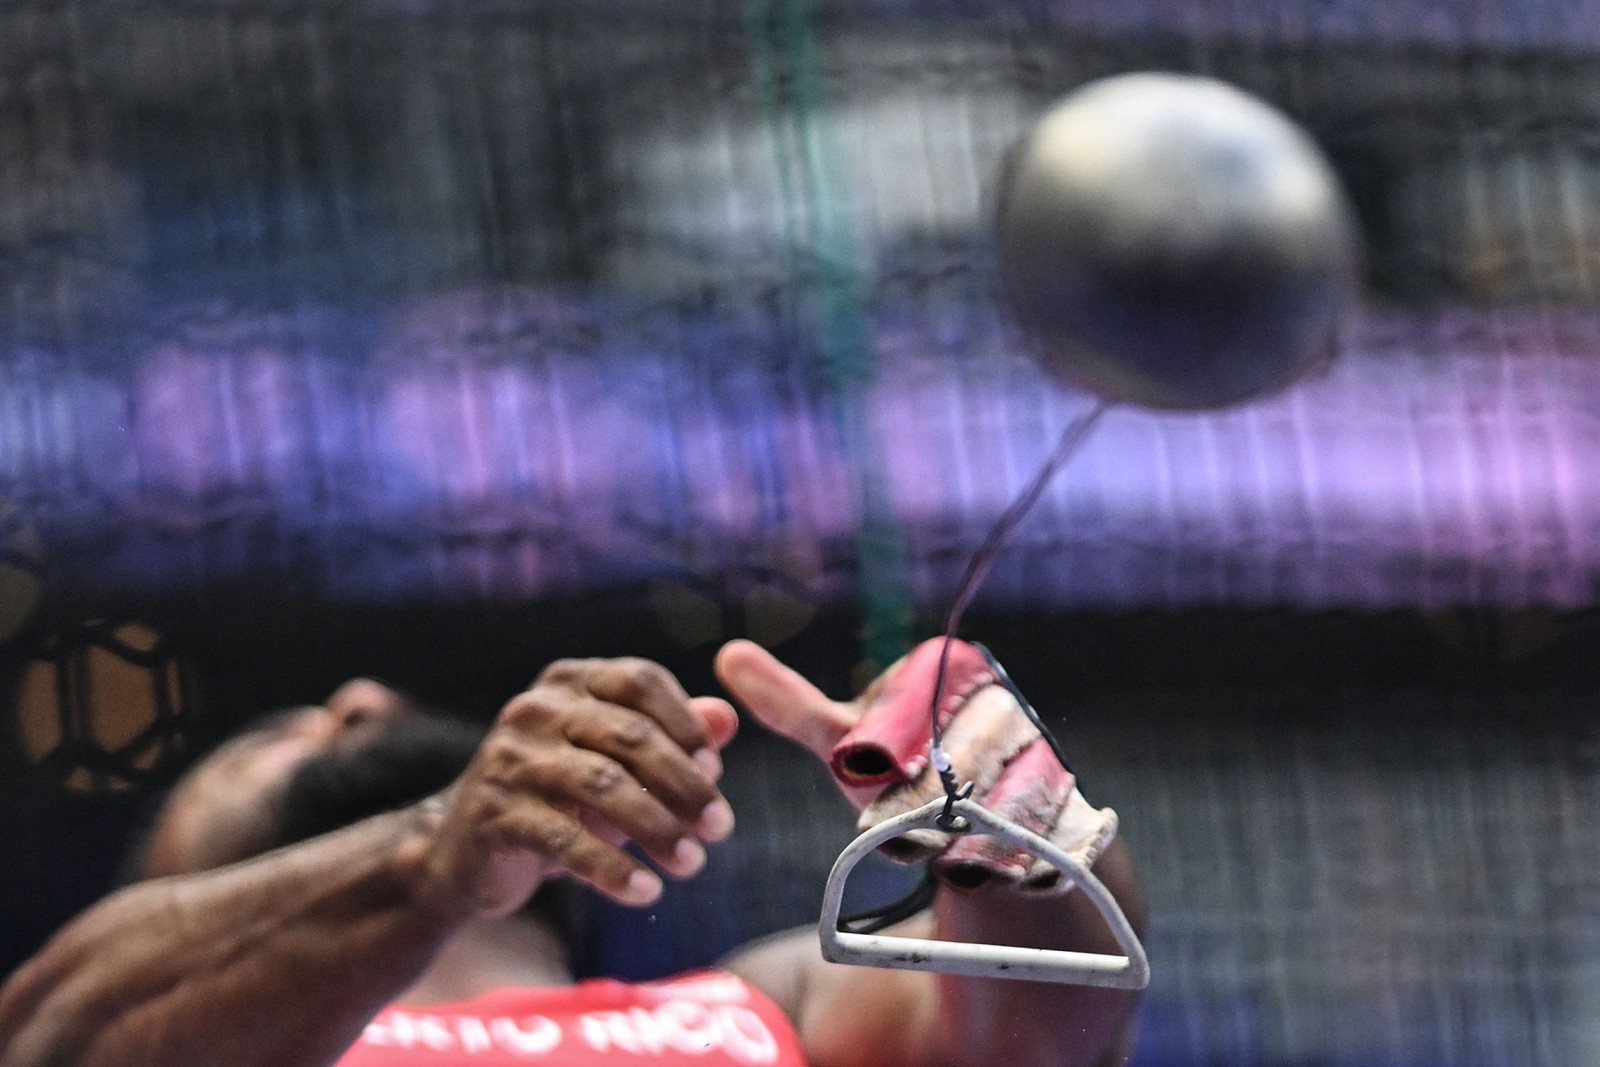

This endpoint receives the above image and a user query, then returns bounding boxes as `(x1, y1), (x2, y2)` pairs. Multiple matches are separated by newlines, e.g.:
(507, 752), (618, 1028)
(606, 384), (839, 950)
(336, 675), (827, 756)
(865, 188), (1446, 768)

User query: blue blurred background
(0, 3), (1597, 1065)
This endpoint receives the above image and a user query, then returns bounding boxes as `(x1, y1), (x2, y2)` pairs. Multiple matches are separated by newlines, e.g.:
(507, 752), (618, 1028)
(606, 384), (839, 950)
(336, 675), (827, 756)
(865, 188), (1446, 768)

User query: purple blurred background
(4, 294), (1597, 612)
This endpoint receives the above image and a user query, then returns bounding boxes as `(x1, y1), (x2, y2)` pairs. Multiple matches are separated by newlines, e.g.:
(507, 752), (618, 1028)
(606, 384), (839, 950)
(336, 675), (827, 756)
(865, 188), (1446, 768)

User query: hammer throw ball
(998, 72), (1360, 410)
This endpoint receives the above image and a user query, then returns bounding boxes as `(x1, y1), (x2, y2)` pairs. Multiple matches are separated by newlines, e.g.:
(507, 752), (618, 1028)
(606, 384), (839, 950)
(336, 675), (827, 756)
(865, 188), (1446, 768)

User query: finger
(683, 698), (737, 781)
(689, 696), (739, 752)
(559, 697), (724, 827)
(580, 809), (710, 884)
(714, 639), (857, 761)
(499, 685), (735, 844)
(508, 747), (705, 878)
(581, 808), (642, 848)
(486, 798), (663, 908)
(576, 658), (711, 756)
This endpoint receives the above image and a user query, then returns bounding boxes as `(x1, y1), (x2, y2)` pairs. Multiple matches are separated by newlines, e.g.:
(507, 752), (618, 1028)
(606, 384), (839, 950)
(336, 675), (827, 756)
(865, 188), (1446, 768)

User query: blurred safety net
(0, 5), (1597, 1066)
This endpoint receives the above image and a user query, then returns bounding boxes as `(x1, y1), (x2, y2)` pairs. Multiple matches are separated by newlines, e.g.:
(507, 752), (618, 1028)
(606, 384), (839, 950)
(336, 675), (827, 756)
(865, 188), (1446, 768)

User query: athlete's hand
(713, 638), (1016, 811)
(420, 658), (738, 919)
(715, 639), (1116, 893)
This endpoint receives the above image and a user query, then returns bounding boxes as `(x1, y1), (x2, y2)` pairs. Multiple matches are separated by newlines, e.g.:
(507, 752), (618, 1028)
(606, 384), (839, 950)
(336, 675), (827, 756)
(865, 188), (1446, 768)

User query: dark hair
(264, 712), (592, 953)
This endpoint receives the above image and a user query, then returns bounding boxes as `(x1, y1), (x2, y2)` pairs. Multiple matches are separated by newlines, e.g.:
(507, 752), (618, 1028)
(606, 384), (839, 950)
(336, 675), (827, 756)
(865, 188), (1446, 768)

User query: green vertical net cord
(744, 0), (913, 674)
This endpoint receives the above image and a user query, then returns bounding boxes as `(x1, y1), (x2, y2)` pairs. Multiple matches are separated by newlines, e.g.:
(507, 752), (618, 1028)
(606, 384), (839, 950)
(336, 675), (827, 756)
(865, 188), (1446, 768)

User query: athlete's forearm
(931, 838), (1147, 1067)
(0, 805), (460, 1067)
(727, 839), (1146, 1067)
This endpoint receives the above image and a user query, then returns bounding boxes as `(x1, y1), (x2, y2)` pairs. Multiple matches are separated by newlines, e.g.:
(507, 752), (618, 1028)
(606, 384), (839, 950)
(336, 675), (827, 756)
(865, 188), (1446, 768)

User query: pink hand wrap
(828, 639), (994, 788)
(831, 638), (1119, 895)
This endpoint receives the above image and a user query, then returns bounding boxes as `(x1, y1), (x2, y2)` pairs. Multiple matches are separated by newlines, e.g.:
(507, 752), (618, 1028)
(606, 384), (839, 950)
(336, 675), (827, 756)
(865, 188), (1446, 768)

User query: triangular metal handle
(818, 795), (1150, 988)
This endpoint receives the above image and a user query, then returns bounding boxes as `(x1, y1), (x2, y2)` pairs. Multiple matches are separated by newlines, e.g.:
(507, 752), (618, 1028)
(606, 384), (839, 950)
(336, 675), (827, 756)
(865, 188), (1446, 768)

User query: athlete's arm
(0, 806), (455, 1067)
(715, 640), (1146, 1067)
(0, 659), (737, 1067)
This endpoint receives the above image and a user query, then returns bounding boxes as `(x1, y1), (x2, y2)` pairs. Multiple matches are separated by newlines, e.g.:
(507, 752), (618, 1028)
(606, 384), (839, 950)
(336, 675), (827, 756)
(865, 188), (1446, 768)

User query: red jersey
(334, 971), (808, 1067)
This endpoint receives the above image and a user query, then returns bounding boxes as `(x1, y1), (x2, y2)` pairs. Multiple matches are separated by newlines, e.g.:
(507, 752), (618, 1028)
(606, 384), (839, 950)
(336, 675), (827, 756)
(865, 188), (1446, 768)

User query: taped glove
(829, 637), (1118, 894)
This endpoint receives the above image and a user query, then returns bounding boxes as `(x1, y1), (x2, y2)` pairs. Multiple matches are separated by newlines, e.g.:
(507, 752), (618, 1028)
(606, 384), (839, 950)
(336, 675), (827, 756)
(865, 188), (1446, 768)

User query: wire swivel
(936, 779), (974, 832)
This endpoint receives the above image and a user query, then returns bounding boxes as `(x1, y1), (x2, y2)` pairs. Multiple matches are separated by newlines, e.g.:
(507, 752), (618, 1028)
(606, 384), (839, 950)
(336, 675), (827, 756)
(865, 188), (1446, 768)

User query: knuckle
(457, 789), (501, 827)
(579, 758), (627, 800)
(475, 735), (525, 780)
(536, 658), (587, 686)
(608, 658), (665, 703)
(536, 818), (583, 856)
(500, 691), (560, 731)
(607, 715), (655, 751)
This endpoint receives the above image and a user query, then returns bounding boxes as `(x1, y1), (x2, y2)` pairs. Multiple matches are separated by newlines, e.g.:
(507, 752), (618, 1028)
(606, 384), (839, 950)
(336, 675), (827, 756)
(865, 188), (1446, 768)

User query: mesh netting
(0, 6), (1596, 616)
(0, 6), (1597, 1067)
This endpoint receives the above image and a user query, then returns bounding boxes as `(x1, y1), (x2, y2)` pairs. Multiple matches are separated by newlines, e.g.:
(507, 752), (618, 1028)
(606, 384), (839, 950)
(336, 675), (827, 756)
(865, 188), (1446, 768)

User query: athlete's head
(130, 679), (448, 878)
(125, 680), (587, 952)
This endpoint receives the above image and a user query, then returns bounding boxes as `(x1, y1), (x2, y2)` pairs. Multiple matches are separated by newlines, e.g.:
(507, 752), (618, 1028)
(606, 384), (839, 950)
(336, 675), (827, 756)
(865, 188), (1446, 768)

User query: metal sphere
(998, 72), (1360, 410)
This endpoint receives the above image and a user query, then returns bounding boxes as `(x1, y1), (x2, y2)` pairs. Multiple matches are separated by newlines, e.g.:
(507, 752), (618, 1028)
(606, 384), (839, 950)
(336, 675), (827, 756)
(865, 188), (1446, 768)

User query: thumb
(714, 639), (859, 762)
